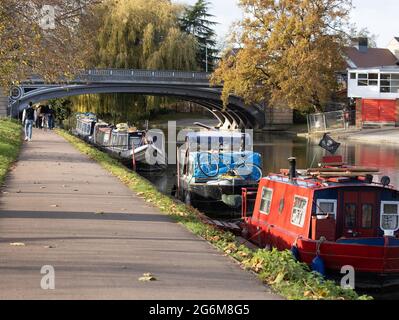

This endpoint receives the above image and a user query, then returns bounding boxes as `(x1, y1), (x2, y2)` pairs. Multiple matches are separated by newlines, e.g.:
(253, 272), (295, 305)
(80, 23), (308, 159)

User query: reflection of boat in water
(242, 155), (399, 289)
(73, 115), (167, 171)
(177, 130), (262, 213)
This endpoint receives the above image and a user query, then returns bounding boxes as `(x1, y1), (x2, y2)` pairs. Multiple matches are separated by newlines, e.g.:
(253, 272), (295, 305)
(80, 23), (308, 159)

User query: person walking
(22, 102), (37, 142)
(48, 105), (56, 130)
(35, 105), (43, 129)
(343, 107), (350, 130)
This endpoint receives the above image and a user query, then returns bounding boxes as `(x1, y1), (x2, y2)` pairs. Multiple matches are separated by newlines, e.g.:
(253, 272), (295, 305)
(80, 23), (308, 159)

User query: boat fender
(311, 237), (326, 276)
(311, 256), (325, 276)
(291, 245), (300, 261)
(291, 237), (300, 261)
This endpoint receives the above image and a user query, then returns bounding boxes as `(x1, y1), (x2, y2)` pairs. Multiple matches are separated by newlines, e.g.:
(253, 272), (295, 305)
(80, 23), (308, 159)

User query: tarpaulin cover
(190, 151), (262, 181)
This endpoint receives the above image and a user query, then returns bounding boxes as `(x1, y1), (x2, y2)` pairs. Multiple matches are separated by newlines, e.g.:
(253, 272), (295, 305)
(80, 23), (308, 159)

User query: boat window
(111, 133), (118, 147)
(316, 199), (337, 219)
(259, 187), (273, 215)
(380, 202), (399, 234)
(130, 137), (141, 148)
(120, 135), (128, 149)
(344, 203), (356, 229)
(103, 132), (110, 145)
(291, 196), (308, 227)
(361, 204), (373, 229)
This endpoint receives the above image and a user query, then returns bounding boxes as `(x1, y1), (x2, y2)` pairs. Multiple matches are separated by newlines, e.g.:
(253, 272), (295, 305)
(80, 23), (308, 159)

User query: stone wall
(264, 105), (293, 128)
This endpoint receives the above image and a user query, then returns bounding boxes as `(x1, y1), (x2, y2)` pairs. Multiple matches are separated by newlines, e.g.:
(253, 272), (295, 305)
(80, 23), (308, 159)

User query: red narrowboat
(242, 156), (399, 289)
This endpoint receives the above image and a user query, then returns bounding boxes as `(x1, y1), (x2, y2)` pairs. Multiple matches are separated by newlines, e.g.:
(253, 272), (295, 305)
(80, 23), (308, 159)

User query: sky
(177, 0), (399, 48)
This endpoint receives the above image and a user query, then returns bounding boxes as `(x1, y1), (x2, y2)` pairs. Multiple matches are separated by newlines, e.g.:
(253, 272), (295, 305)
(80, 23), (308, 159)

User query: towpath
(0, 129), (280, 300)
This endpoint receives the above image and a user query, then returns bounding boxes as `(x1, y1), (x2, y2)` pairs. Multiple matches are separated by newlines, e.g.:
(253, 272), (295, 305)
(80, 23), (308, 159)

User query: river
(141, 129), (399, 198)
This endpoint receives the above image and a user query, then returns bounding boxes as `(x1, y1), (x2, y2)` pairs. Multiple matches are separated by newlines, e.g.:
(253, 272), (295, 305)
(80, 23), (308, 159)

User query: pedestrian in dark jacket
(22, 102), (37, 141)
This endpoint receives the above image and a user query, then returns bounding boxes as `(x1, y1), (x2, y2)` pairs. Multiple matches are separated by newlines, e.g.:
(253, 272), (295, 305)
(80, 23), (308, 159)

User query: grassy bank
(57, 129), (371, 300)
(0, 119), (22, 185)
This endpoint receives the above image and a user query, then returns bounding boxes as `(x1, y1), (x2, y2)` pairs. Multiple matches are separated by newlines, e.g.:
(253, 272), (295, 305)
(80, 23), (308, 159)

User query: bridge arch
(9, 69), (266, 129)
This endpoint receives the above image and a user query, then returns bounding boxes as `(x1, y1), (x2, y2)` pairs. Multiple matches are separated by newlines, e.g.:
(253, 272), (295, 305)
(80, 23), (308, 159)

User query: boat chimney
(288, 157), (297, 180)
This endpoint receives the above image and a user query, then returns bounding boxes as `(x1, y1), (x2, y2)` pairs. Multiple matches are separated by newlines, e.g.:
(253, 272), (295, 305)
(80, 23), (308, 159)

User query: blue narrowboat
(177, 130), (262, 213)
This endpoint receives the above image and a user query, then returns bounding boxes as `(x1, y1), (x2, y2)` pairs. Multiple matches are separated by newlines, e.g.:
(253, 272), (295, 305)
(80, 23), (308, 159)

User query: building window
(357, 73), (379, 86)
(291, 196), (308, 227)
(259, 187), (273, 215)
(358, 73), (368, 86)
(380, 201), (399, 235)
(350, 73), (356, 80)
(316, 199), (337, 219)
(380, 73), (399, 93)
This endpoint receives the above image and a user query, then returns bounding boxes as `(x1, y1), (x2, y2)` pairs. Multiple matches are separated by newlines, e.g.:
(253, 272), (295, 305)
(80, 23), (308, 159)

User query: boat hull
(179, 179), (258, 214)
(243, 219), (399, 289)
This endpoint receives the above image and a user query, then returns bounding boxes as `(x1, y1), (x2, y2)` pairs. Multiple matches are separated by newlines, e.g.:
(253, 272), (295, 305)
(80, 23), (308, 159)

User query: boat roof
(264, 174), (394, 191)
(186, 130), (251, 139)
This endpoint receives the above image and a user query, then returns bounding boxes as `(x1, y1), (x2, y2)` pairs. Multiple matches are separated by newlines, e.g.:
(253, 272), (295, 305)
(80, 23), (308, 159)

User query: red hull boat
(242, 156), (399, 288)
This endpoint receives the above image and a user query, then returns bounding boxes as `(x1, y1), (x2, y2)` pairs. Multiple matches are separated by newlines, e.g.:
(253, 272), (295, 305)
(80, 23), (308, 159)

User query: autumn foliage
(212, 0), (352, 111)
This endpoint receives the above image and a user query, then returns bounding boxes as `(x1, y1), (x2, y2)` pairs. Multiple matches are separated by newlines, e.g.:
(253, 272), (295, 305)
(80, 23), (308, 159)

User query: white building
(347, 67), (399, 126)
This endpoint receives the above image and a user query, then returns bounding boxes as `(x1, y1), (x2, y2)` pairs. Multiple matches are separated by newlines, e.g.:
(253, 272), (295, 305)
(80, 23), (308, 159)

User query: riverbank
(298, 127), (399, 146)
(334, 127), (399, 146)
(57, 129), (370, 300)
(0, 119), (22, 185)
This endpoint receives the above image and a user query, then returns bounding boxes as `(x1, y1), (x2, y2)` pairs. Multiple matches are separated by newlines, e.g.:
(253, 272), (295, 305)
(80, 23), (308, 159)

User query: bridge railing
(26, 69), (210, 84)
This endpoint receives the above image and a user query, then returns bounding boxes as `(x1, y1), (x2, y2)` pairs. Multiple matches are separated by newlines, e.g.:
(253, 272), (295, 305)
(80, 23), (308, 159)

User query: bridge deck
(0, 129), (279, 300)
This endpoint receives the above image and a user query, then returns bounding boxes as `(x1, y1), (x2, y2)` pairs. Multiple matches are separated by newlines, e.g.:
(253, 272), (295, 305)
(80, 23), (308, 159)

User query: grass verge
(57, 129), (372, 300)
(0, 119), (22, 185)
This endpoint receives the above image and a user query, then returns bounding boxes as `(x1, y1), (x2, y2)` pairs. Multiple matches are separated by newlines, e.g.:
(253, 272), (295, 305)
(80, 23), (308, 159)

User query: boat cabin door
(340, 191), (378, 238)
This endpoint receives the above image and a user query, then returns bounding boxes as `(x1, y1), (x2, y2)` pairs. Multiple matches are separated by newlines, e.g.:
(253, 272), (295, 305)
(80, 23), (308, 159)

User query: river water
(142, 130), (399, 197)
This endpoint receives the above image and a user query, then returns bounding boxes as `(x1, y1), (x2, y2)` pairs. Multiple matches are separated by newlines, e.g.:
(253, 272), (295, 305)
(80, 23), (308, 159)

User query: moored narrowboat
(74, 113), (97, 141)
(242, 156), (399, 288)
(92, 122), (167, 171)
(177, 130), (263, 214)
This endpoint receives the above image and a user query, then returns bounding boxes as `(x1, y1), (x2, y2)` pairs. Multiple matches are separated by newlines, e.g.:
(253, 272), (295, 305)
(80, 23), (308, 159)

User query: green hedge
(57, 129), (372, 300)
(0, 119), (22, 185)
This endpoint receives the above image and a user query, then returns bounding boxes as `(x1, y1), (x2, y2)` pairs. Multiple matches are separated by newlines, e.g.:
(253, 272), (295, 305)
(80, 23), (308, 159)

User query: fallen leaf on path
(40, 186), (46, 189)
(50, 204), (59, 208)
(95, 211), (104, 215)
(138, 273), (157, 282)
(44, 245), (56, 249)
(10, 242), (25, 247)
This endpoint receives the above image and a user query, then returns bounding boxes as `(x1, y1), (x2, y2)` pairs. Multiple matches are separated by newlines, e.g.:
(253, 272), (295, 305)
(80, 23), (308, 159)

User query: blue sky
(178, 0), (399, 47)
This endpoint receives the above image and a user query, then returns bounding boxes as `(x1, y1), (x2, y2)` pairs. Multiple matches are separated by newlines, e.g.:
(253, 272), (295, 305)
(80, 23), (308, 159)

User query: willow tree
(212, 0), (352, 112)
(73, 0), (198, 123)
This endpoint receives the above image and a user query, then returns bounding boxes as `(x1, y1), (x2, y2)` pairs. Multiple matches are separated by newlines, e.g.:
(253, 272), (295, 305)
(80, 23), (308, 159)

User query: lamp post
(205, 46), (208, 73)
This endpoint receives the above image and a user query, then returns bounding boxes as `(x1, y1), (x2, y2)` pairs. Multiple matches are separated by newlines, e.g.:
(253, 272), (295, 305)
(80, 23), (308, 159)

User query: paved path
(0, 129), (280, 300)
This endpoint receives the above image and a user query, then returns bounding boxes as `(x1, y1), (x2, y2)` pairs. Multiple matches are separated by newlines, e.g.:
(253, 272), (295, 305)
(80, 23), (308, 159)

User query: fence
(307, 110), (356, 134)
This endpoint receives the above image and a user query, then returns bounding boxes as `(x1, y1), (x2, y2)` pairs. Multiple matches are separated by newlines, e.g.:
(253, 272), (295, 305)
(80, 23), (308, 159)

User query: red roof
(345, 47), (398, 68)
